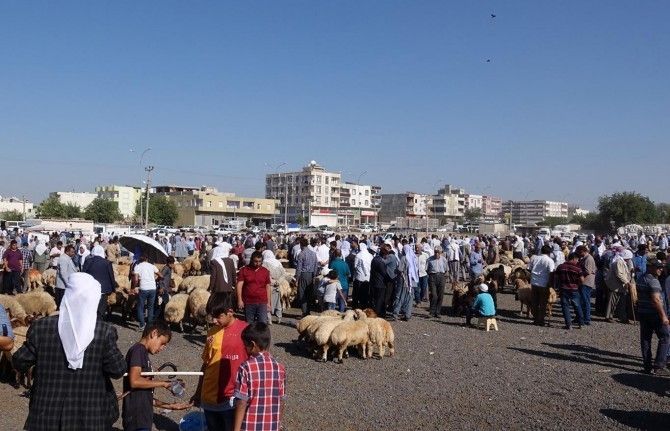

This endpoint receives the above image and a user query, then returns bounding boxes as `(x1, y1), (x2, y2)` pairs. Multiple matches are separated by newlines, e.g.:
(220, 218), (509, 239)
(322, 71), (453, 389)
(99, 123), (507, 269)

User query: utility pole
(22, 195), (26, 222)
(144, 166), (154, 231)
(283, 172), (288, 228)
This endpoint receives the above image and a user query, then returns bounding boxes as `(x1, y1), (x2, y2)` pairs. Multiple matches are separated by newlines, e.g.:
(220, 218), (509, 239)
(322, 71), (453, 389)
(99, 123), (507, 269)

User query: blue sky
(1, 1), (668, 209)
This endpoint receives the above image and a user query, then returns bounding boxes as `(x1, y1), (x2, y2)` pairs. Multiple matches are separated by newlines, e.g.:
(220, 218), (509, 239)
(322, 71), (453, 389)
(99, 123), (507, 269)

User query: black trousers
(428, 273), (446, 316)
(373, 287), (386, 318)
(2, 271), (21, 294)
(353, 280), (371, 309)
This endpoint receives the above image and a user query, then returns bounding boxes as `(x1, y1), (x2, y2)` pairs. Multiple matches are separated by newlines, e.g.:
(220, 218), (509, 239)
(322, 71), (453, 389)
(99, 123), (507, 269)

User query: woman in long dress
(393, 244), (418, 321)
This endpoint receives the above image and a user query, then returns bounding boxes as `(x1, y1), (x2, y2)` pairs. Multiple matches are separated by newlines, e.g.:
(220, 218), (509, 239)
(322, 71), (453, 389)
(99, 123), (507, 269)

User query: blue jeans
(204, 408), (234, 431)
(579, 285), (593, 324)
(337, 289), (348, 312)
(560, 289), (583, 328)
(244, 303), (268, 323)
(137, 289), (156, 327)
(325, 302), (336, 310)
(639, 313), (670, 371)
(415, 276), (428, 303)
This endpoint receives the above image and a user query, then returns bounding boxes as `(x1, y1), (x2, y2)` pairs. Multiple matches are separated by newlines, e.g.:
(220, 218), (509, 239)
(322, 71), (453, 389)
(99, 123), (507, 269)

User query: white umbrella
(119, 234), (169, 264)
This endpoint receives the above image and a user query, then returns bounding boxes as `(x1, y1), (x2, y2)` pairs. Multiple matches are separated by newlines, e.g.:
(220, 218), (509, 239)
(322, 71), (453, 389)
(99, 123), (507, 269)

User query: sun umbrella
(119, 234), (169, 264)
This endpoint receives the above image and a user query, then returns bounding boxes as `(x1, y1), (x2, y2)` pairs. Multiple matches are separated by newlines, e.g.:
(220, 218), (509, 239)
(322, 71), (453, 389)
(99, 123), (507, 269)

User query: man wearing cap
(426, 245), (448, 318)
(636, 259), (670, 375)
(466, 283), (496, 327)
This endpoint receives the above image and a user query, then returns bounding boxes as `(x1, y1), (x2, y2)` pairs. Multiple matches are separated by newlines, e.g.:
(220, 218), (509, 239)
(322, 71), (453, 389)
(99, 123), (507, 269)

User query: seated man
(466, 283), (496, 327)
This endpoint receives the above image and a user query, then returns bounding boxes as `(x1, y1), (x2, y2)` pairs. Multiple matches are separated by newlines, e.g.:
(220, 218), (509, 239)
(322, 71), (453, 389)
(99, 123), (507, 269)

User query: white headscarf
(78, 245), (90, 265)
(35, 240), (47, 255)
(211, 244), (231, 283)
(403, 244), (419, 286)
(262, 249), (285, 281)
(340, 240), (351, 259)
(58, 273), (101, 370)
(91, 245), (105, 258)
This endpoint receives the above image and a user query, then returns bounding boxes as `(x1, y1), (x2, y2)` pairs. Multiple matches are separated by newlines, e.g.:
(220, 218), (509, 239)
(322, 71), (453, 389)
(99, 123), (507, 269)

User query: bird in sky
(486, 59), (491, 63)
(491, 13), (496, 18)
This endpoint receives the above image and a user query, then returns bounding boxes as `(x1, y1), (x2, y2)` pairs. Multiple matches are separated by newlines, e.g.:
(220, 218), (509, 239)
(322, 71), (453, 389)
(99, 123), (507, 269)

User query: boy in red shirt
(193, 292), (249, 431)
(236, 251), (272, 323)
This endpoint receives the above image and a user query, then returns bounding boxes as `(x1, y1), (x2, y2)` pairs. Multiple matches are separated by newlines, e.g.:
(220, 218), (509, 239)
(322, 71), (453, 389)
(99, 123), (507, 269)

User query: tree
(598, 192), (658, 230)
(37, 195), (66, 218)
(63, 203), (82, 219)
(84, 198), (122, 223)
(537, 217), (568, 227)
(0, 210), (24, 221)
(136, 195), (178, 226)
(463, 208), (482, 223)
(656, 203), (670, 224)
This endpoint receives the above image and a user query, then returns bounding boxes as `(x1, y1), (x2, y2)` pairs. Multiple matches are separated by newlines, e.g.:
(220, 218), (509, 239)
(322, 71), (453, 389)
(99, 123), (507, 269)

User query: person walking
(13, 272), (127, 430)
(236, 251), (271, 324)
(414, 244), (429, 305)
(528, 245), (556, 326)
(353, 243), (373, 309)
(294, 238), (318, 317)
(20, 241), (33, 292)
(636, 259), (670, 375)
(426, 246), (448, 318)
(392, 244), (418, 321)
(329, 250), (351, 312)
(2, 239), (24, 294)
(576, 245), (597, 324)
(370, 247), (388, 318)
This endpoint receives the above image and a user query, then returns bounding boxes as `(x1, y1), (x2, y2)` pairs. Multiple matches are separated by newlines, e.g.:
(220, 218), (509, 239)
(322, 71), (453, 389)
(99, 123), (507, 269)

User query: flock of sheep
(296, 308), (395, 363)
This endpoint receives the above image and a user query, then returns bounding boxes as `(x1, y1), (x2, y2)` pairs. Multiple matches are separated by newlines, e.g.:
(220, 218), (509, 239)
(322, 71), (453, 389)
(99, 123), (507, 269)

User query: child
(193, 292), (249, 431)
(122, 321), (191, 431)
(323, 270), (347, 311)
(233, 322), (286, 431)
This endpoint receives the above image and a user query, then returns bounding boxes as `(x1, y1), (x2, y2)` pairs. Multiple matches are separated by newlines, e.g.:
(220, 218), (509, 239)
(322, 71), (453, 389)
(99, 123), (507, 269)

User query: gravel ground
(1, 291), (669, 430)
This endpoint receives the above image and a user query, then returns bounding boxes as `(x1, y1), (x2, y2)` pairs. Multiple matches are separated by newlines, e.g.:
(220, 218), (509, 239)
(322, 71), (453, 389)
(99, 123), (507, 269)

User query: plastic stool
(478, 317), (498, 331)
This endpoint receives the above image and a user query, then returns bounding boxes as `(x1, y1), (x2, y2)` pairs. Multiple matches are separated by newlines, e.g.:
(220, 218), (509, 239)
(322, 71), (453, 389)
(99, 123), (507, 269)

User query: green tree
(136, 195), (178, 226)
(0, 210), (24, 221)
(463, 208), (483, 223)
(37, 195), (66, 218)
(84, 198), (122, 223)
(537, 217), (568, 227)
(598, 192), (658, 230)
(63, 203), (82, 219)
(656, 203), (670, 224)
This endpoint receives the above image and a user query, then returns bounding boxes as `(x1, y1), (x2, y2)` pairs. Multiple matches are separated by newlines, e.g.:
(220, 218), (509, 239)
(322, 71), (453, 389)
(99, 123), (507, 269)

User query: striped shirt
(295, 248), (318, 279)
(234, 351), (286, 431)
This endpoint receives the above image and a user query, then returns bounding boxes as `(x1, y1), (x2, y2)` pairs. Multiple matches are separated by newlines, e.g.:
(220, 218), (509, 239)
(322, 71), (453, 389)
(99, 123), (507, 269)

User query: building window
(218, 202), (223, 208)
(325, 176), (329, 184)
(365, 200), (369, 206)
(317, 186), (321, 193)
(206, 201), (211, 208)
(316, 176), (321, 184)
(365, 190), (369, 196)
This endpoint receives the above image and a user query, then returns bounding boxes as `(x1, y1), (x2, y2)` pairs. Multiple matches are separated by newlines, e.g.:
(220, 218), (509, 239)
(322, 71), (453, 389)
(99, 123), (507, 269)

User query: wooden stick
(121, 371), (204, 377)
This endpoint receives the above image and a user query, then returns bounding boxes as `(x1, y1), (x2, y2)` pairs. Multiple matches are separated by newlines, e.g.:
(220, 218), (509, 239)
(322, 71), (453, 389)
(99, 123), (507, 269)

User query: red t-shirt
(238, 265), (271, 304)
(219, 319), (249, 399)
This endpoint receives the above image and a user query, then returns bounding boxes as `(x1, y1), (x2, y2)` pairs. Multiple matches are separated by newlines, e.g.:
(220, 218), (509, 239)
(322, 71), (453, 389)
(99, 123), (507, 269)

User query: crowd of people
(1, 225), (669, 430)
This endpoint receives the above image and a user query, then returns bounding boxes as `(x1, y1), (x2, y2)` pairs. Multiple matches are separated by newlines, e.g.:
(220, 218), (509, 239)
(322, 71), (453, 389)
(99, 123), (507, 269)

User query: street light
(130, 147), (151, 224)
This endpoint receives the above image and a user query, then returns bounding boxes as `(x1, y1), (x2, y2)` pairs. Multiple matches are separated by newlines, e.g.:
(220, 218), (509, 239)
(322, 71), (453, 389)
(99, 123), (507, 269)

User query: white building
(432, 185), (466, 219)
(502, 200), (569, 226)
(50, 191), (97, 209)
(266, 161), (380, 227)
(465, 194), (483, 210)
(95, 185), (143, 219)
(0, 196), (34, 218)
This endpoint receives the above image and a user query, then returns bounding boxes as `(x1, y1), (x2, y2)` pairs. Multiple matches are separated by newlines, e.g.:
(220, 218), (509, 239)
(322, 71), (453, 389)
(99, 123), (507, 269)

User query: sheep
(514, 280), (557, 318)
(296, 315), (321, 342)
(275, 249), (288, 260)
(180, 275), (210, 294)
(278, 278), (293, 310)
(27, 269), (43, 291)
(187, 288), (211, 330)
(320, 309), (343, 318)
(113, 263), (131, 278)
(170, 274), (183, 293)
(15, 291), (57, 317)
(354, 310), (395, 359)
(164, 293), (190, 332)
(329, 317), (369, 363)
(106, 288), (128, 318)
(362, 308), (378, 318)
(172, 262), (185, 277)
(115, 274), (131, 291)
(117, 256), (132, 265)
(182, 252), (202, 275)
(0, 296), (28, 326)
(312, 310), (356, 362)
(41, 268), (57, 288)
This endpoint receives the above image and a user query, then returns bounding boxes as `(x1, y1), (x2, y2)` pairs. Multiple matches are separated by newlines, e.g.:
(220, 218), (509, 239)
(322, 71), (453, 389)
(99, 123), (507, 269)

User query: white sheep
(188, 288), (211, 329)
(164, 293), (190, 332)
(353, 309), (395, 359)
(328, 318), (369, 363)
(41, 268), (57, 288)
(170, 274), (183, 293)
(180, 275), (210, 294)
(0, 295), (28, 326)
(15, 291), (57, 317)
(312, 310), (356, 362)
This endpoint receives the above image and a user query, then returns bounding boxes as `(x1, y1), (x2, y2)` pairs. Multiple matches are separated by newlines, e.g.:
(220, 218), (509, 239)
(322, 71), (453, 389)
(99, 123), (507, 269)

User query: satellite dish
(309, 160), (317, 165)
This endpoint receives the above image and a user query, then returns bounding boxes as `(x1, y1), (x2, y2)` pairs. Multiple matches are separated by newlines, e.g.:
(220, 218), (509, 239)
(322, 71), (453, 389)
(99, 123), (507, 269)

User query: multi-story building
(502, 200), (569, 226)
(50, 191), (97, 209)
(568, 204), (590, 218)
(95, 185), (143, 219)
(379, 192), (431, 222)
(157, 186), (277, 227)
(482, 195), (503, 220)
(0, 196), (34, 219)
(465, 194), (483, 210)
(265, 161), (380, 227)
(431, 184), (466, 219)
